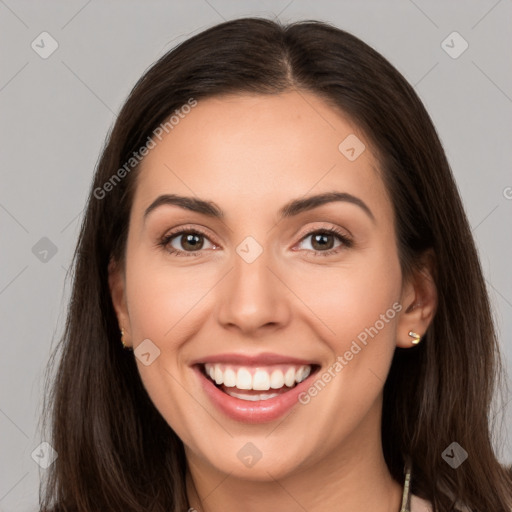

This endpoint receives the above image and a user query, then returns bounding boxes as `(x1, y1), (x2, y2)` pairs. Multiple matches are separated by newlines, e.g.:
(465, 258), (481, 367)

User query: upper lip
(191, 352), (318, 366)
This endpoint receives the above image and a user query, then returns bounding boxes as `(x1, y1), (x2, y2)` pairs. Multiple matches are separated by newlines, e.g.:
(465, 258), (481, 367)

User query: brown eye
(160, 228), (216, 256)
(310, 232), (336, 251)
(298, 229), (349, 254)
(176, 232), (204, 251)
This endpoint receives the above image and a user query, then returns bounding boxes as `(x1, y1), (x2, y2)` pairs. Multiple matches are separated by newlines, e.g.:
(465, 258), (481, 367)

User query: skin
(109, 91), (437, 512)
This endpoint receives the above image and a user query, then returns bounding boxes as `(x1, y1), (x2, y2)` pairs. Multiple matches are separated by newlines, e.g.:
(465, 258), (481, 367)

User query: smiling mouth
(200, 363), (320, 401)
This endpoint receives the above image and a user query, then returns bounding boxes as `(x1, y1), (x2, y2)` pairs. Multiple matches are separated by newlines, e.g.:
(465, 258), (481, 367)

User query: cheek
(122, 249), (216, 441)
(284, 245), (403, 353)
(284, 251), (402, 445)
(125, 249), (217, 341)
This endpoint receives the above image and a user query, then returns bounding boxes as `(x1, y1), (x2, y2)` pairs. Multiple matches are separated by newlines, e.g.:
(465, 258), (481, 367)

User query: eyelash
(158, 226), (353, 258)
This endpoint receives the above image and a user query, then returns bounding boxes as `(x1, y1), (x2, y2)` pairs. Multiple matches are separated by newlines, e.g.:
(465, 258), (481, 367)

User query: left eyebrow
(143, 191), (375, 224)
(278, 191), (375, 223)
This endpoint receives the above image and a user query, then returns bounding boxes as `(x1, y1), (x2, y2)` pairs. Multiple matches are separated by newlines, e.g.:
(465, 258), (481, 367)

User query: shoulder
(410, 493), (474, 512)
(410, 493), (433, 512)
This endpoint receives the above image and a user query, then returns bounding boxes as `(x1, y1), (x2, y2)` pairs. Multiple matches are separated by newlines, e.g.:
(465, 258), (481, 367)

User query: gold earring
(120, 328), (132, 351)
(408, 331), (421, 345)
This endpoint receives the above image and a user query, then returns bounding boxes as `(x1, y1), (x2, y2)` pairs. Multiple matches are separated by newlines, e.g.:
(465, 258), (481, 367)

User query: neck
(185, 407), (403, 512)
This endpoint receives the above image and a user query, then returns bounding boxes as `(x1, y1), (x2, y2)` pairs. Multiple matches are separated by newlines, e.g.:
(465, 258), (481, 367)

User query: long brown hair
(40, 17), (512, 512)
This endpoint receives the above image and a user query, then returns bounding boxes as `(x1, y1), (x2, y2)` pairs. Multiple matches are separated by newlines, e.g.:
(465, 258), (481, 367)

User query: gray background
(1, 1), (511, 510)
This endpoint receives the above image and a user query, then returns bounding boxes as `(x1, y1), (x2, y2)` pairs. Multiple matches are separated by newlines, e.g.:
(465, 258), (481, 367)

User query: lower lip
(195, 366), (317, 424)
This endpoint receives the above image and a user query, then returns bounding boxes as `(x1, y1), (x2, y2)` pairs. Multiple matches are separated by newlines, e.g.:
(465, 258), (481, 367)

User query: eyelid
(294, 222), (353, 244)
(162, 224), (218, 240)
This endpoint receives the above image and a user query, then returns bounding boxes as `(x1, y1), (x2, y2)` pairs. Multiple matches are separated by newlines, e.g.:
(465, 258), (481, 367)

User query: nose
(215, 246), (291, 337)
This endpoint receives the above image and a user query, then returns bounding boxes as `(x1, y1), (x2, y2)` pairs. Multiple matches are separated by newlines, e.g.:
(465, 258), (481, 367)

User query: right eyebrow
(143, 194), (224, 223)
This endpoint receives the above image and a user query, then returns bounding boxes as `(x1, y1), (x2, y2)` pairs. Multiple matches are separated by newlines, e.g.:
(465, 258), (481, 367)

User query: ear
(396, 251), (437, 348)
(108, 257), (131, 348)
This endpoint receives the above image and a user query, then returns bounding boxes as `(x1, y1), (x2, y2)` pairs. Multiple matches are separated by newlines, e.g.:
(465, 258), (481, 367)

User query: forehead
(132, 91), (392, 222)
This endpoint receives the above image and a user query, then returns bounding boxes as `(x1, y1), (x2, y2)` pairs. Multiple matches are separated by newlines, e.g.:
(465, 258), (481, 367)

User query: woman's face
(110, 91), (423, 481)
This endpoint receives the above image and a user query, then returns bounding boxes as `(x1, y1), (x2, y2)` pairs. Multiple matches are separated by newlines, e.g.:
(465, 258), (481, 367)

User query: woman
(40, 17), (512, 512)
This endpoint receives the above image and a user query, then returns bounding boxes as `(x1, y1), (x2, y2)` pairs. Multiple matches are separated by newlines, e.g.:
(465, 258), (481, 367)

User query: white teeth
(270, 370), (285, 389)
(223, 368), (236, 387)
(203, 363), (313, 392)
(225, 389), (280, 401)
(284, 367), (296, 387)
(214, 366), (223, 385)
(252, 370), (270, 390)
(295, 365), (311, 383)
(236, 368), (252, 390)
